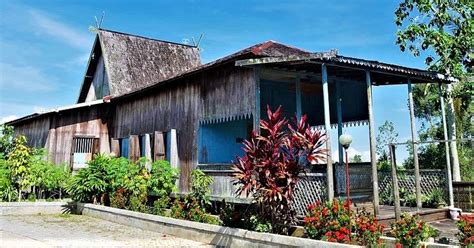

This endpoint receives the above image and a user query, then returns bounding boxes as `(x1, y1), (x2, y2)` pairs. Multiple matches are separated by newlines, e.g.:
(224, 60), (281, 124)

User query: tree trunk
(446, 84), (461, 181)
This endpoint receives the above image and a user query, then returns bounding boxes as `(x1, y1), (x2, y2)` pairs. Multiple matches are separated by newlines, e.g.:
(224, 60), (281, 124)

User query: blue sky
(0, 0), (428, 162)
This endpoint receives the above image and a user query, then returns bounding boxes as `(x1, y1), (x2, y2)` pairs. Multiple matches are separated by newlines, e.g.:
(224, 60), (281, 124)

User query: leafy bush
(457, 214), (474, 247)
(304, 199), (384, 246)
(29, 149), (69, 199)
(67, 155), (152, 212)
(390, 213), (438, 247)
(170, 169), (217, 225)
(152, 197), (170, 216)
(0, 156), (17, 201)
(189, 169), (213, 209)
(233, 106), (326, 234)
(353, 209), (385, 247)
(304, 200), (351, 243)
(148, 160), (179, 198)
(65, 154), (109, 203)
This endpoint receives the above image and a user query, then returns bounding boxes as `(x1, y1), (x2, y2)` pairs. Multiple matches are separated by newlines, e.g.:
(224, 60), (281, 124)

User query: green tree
(350, 154), (362, 163)
(7, 136), (32, 201)
(395, 0), (473, 77)
(395, 0), (473, 179)
(0, 125), (14, 157)
(376, 121), (399, 170)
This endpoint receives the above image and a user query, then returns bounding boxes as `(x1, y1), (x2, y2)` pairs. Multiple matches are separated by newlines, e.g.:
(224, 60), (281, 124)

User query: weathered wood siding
(14, 105), (111, 166)
(13, 116), (50, 149)
(112, 64), (255, 192)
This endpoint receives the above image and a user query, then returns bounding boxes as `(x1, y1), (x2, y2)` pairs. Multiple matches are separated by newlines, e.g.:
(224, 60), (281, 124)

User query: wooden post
(321, 63), (334, 201)
(438, 83), (454, 207)
(389, 144), (401, 221)
(366, 70), (380, 216)
(295, 75), (302, 120)
(254, 67), (261, 134)
(128, 135), (140, 162)
(144, 134), (152, 170)
(169, 129), (179, 169)
(336, 81), (344, 165)
(154, 131), (165, 161)
(111, 139), (120, 157)
(407, 79), (422, 210)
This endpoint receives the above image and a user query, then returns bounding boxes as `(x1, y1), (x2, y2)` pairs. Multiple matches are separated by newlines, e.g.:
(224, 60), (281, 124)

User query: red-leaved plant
(232, 106), (326, 234)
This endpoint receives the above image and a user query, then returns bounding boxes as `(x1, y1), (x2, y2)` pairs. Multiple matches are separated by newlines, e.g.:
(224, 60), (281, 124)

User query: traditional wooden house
(8, 29), (455, 214)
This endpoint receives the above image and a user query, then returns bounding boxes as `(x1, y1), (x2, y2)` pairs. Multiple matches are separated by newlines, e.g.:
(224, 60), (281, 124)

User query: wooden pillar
(366, 70), (380, 215)
(169, 129), (179, 169)
(438, 83), (454, 207)
(129, 135), (140, 162)
(111, 139), (120, 157)
(336, 81), (344, 165)
(321, 63), (334, 201)
(295, 75), (302, 120)
(389, 144), (401, 221)
(254, 67), (261, 134)
(144, 134), (152, 170)
(154, 131), (165, 161)
(407, 79), (422, 210)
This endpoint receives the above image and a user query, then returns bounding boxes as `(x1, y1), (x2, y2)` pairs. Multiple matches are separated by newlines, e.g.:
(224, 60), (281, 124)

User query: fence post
(389, 144), (401, 221)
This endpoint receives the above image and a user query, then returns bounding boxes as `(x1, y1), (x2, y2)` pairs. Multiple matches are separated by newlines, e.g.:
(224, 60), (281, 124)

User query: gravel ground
(0, 214), (213, 247)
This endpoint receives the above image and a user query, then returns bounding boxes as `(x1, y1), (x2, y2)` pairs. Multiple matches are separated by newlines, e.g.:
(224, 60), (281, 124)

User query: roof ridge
(98, 28), (198, 48)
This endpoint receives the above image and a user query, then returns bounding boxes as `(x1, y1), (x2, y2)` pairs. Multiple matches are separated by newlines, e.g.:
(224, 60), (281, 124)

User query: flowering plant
(390, 213), (438, 248)
(304, 199), (384, 246)
(353, 209), (385, 247)
(304, 199), (351, 243)
(457, 214), (474, 247)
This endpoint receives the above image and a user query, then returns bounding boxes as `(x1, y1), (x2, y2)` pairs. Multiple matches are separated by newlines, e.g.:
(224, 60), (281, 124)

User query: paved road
(0, 214), (213, 247)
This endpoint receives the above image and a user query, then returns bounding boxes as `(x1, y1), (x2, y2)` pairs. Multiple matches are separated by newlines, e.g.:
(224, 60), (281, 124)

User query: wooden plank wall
(112, 64), (255, 192)
(13, 105), (111, 166)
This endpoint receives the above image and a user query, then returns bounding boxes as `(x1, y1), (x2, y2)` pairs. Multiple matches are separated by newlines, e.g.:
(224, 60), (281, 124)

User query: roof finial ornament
(89, 11), (105, 33)
(183, 33), (204, 51)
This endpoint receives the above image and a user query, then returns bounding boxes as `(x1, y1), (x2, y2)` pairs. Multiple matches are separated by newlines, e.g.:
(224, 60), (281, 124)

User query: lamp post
(339, 134), (353, 203)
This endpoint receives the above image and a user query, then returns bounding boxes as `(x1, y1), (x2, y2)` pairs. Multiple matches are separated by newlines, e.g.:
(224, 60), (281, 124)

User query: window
(71, 136), (98, 171)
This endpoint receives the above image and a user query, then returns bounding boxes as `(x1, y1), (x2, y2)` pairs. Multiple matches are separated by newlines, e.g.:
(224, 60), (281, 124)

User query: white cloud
(0, 115), (19, 124)
(0, 63), (57, 92)
(28, 9), (90, 50)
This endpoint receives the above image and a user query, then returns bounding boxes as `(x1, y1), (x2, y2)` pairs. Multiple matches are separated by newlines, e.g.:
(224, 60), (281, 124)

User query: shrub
(457, 214), (474, 247)
(390, 213), (438, 247)
(65, 154), (109, 203)
(0, 156), (17, 201)
(189, 169), (213, 209)
(304, 199), (384, 246)
(233, 106), (326, 234)
(148, 160), (179, 198)
(29, 149), (69, 199)
(304, 200), (351, 243)
(170, 169), (217, 225)
(353, 209), (385, 247)
(152, 197), (169, 216)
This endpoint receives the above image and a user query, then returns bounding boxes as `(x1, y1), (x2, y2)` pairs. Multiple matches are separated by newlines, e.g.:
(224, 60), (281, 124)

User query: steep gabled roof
(77, 29), (201, 103)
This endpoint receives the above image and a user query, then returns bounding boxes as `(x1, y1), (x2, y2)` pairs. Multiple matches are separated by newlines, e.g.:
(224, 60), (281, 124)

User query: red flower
(307, 204), (315, 211)
(325, 231), (332, 237)
(395, 243), (403, 248)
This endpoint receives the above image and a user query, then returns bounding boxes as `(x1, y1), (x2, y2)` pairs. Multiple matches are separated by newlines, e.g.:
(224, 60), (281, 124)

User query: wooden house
(8, 29), (454, 212)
